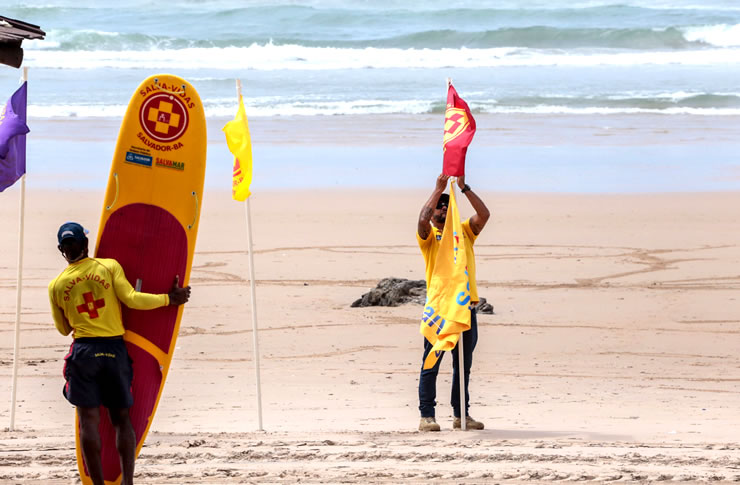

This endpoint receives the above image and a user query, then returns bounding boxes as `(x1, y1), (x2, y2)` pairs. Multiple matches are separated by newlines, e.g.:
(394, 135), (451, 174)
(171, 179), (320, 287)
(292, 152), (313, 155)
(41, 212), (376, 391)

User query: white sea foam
(683, 24), (740, 47)
(27, 99), (435, 118)
(27, 101), (740, 119)
(231, 99), (436, 116)
(28, 104), (129, 118)
(22, 43), (740, 71)
(487, 105), (740, 115)
(603, 91), (740, 101)
(24, 39), (61, 50)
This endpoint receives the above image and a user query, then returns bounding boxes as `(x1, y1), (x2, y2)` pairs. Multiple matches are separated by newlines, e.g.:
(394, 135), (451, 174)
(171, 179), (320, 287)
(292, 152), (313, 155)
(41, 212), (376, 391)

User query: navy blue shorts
(62, 337), (134, 409)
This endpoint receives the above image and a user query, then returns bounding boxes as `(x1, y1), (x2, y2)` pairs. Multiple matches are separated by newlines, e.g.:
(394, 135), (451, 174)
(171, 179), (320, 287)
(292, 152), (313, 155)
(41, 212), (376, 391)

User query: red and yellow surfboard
(76, 74), (206, 484)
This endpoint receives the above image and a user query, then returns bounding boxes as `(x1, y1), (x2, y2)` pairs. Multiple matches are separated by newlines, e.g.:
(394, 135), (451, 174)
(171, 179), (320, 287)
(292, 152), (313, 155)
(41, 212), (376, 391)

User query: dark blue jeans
(419, 308), (478, 418)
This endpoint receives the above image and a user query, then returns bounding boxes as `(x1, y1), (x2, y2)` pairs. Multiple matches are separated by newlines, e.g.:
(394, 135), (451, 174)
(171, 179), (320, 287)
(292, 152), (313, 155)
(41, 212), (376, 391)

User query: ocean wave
(26, 93), (740, 119)
(22, 43), (740, 71)
(376, 27), (700, 49)
(24, 29), (211, 51)
(488, 106), (740, 115)
(27, 99), (435, 118)
(11, 1), (740, 12)
(482, 93), (740, 110)
(12, 1), (740, 51)
(24, 24), (740, 51)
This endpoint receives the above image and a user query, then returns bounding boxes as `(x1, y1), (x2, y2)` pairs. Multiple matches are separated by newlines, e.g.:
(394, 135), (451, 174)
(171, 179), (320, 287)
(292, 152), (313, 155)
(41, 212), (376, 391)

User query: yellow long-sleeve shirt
(48, 257), (169, 339)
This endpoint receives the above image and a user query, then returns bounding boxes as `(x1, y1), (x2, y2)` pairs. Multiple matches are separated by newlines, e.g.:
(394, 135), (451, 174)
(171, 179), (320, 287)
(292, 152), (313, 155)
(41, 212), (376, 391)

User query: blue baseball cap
(57, 222), (89, 244)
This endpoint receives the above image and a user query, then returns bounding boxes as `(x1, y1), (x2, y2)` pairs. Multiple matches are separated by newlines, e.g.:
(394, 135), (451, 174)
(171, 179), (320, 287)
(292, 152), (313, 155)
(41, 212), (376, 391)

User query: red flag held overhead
(442, 83), (476, 177)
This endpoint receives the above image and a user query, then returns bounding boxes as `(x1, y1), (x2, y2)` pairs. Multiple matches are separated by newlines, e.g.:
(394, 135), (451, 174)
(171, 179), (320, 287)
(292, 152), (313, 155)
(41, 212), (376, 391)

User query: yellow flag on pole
(420, 180), (472, 370)
(223, 95), (253, 201)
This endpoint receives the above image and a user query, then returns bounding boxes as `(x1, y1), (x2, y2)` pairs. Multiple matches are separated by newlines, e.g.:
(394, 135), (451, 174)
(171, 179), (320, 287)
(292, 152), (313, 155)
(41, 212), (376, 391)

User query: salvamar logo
(155, 157), (185, 170)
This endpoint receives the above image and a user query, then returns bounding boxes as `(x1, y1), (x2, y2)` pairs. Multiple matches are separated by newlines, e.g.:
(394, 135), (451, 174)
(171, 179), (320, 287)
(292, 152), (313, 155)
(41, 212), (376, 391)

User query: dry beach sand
(0, 185), (739, 483)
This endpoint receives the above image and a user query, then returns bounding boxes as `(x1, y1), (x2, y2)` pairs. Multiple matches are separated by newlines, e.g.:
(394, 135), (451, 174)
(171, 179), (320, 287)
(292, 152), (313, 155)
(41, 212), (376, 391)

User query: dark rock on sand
(476, 297), (494, 314)
(351, 278), (426, 307)
(351, 278), (494, 314)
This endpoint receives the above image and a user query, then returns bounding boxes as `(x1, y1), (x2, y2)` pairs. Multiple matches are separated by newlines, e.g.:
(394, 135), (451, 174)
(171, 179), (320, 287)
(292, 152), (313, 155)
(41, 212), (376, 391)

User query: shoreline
(16, 112), (740, 193)
(27, 112), (740, 146)
(14, 154), (740, 192)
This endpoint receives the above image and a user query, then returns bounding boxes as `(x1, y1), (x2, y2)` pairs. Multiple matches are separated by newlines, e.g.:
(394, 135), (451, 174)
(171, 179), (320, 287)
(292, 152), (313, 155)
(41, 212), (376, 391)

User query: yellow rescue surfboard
(75, 74), (206, 484)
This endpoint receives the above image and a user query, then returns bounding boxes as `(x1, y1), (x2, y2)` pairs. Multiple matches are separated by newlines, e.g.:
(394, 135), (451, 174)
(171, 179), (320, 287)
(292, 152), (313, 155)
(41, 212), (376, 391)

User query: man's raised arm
(457, 175), (490, 236)
(418, 173), (449, 240)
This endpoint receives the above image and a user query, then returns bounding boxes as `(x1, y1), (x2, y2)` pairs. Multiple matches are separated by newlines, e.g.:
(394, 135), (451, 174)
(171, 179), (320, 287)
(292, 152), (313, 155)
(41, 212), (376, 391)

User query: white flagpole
(458, 334), (466, 430)
(453, 184), (467, 432)
(235, 79), (263, 431)
(10, 66), (29, 431)
(447, 77), (467, 431)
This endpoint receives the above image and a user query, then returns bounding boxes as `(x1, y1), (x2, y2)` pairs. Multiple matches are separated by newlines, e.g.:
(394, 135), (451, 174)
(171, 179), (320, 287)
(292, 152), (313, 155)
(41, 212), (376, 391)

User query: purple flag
(0, 82), (29, 192)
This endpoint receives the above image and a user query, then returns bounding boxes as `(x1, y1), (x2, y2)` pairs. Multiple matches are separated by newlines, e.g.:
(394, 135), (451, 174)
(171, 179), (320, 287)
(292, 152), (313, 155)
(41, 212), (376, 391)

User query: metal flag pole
(235, 79), (263, 431)
(10, 66), (29, 430)
(447, 77), (467, 431)
(453, 184), (467, 432)
(458, 326), (467, 431)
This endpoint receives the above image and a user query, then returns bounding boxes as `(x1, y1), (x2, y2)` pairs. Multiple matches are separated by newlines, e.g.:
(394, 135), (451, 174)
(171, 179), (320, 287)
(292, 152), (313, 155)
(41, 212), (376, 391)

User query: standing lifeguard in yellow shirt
(48, 222), (191, 485)
(416, 174), (490, 432)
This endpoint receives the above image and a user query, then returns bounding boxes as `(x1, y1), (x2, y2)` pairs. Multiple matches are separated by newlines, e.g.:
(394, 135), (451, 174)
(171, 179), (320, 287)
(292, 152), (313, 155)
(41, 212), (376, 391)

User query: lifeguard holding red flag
(442, 81), (476, 177)
(415, 81), (489, 432)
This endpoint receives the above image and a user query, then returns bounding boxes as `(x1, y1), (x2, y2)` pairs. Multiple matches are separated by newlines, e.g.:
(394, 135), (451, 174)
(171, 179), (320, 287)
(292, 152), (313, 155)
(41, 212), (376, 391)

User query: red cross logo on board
(148, 101), (180, 135)
(76, 291), (105, 319)
(139, 92), (189, 143)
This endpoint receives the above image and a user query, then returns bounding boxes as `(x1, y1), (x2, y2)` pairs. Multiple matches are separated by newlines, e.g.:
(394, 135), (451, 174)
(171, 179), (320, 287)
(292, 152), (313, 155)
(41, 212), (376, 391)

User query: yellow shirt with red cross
(48, 257), (169, 339)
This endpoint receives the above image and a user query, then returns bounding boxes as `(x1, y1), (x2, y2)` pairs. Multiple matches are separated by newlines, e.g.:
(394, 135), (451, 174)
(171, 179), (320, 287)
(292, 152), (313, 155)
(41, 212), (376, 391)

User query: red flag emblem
(442, 84), (476, 177)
